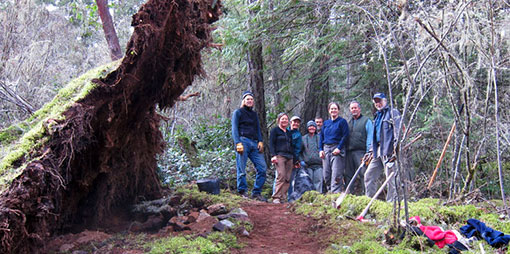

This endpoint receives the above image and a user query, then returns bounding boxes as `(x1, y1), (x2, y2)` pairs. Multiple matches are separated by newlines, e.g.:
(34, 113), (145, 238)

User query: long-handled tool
(427, 104), (463, 190)
(333, 156), (372, 209)
(427, 122), (456, 189)
(356, 171), (395, 222)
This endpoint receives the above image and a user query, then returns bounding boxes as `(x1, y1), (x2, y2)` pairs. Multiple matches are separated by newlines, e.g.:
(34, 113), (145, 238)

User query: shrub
(157, 116), (236, 187)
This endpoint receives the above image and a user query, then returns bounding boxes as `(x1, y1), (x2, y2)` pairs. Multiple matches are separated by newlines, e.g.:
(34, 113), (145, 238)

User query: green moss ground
(0, 60), (120, 192)
(144, 232), (240, 254)
(175, 184), (245, 210)
(293, 191), (510, 253)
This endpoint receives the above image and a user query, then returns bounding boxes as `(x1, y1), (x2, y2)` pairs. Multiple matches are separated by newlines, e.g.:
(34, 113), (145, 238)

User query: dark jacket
(460, 218), (510, 247)
(269, 126), (295, 161)
(347, 114), (372, 152)
(301, 133), (322, 166)
(371, 106), (401, 158)
(289, 128), (302, 161)
(231, 106), (263, 144)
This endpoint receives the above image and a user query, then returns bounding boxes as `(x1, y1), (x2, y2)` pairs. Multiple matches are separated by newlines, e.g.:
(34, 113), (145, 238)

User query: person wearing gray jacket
(364, 92), (401, 202)
(301, 120), (323, 192)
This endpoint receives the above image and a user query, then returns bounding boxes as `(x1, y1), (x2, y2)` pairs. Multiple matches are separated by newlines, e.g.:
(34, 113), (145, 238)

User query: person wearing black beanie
(231, 91), (267, 201)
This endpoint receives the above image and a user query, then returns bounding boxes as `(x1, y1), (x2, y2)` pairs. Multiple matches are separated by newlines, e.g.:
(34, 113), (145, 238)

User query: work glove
(257, 142), (264, 153)
(387, 154), (397, 163)
(363, 152), (373, 163)
(236, 143), (244, 155)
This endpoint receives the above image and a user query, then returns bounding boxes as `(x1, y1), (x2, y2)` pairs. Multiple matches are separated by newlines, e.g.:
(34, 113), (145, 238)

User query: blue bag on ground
(460, 218), (510, 248)
(288, 168), (314, 202)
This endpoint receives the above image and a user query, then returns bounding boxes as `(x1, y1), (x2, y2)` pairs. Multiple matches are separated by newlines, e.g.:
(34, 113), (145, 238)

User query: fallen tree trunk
(0, 0), (221, 252)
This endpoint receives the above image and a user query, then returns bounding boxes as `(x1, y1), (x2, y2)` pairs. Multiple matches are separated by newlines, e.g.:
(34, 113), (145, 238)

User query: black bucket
(197, 178), (220, 195)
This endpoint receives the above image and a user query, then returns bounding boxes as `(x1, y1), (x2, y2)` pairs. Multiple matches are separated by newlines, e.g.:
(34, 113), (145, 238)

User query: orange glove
(236, 143), (244, 155)
(257, 142), (264, 153)
(363, 152), (373, 164)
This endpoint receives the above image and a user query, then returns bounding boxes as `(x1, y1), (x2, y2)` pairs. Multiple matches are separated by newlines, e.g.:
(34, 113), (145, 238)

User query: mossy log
(0, 0), (221, 252)
(177, 136), (201, 167)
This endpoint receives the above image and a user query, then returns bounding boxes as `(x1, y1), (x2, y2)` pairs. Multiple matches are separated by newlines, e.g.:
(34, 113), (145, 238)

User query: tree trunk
(302, 55), (329, 124)
(301, 3), (330, 124)
(96, 0), (123, 60)
(247, 41), (269, 165)
(247, 0), (269, 165)
(267, 0), (282, 114)
(269, 45), (283, 114)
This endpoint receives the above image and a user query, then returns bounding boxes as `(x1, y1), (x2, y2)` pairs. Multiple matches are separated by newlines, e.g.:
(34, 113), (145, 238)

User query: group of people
(231, 91), (401, 204)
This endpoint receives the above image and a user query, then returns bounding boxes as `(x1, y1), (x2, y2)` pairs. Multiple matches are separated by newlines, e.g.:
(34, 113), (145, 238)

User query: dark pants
(346, 149), (366, 195)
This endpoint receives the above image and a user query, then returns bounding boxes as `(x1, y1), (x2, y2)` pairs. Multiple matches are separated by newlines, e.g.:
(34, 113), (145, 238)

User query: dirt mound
(0, 0), (221, 252)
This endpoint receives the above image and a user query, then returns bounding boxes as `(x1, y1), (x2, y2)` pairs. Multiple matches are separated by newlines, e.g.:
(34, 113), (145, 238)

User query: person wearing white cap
(286, 115), (302, 200)
(231, 91), (267, 201)
(364, 92), (401, 202)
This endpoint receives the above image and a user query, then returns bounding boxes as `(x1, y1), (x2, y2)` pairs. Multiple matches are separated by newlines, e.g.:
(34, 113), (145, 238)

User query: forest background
(1, 0), (509, 201)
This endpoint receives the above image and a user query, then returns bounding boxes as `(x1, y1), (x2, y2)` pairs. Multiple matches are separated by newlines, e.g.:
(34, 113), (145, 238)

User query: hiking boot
(251, 194), (267, 202)
(238, 191), (249, 198)
(272, 199), (281, 204)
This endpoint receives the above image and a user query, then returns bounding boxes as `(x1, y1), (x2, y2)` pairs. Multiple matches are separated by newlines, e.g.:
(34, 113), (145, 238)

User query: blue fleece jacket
(319, 117), (349, 151)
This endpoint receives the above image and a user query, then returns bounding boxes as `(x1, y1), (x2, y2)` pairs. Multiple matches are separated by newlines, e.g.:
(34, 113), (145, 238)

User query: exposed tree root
(0, 0), (221, 252)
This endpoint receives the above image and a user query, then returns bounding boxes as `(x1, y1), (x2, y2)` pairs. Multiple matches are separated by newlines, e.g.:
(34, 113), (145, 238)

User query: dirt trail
(233, 201), (331, 254)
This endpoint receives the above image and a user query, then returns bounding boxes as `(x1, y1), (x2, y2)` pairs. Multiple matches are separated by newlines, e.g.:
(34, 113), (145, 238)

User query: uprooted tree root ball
(0, 0), (221, 252)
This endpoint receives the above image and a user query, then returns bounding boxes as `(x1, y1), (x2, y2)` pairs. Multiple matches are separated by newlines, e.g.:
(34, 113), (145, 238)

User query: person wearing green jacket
(346, 101), (373, 195)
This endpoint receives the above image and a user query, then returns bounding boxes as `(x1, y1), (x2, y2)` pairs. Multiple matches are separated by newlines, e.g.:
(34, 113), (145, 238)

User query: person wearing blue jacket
(319, 102), (349, 193)
(364, 92), (401, 202)
(286, 116), (302, 199)
(231, 91), (267, 201)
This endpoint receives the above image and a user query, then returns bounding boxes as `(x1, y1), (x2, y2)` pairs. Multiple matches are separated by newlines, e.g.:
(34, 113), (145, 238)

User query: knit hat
(242, 91), (254, 99)
(373, 92), (386, 99)
(306, 120), (317, 128)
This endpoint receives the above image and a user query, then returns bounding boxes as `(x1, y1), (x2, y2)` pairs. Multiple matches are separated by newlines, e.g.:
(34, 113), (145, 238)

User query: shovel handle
(358, 171), (395, 221)
(334, 156), (372, 209)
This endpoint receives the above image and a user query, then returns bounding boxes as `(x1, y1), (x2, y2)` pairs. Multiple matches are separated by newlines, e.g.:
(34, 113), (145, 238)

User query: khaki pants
(364, 156), (397, 202)
(272, 155), (294, 200)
